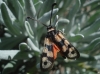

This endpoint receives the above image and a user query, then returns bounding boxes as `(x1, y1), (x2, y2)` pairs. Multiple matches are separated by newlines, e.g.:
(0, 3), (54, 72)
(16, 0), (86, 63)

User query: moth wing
(40, 37), (59, 70)
(55, 31), (80, 59)
(61, 42), (80, 59)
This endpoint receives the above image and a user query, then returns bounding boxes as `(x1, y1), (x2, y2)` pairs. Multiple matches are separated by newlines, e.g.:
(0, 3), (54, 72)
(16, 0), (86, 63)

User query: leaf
(79, 32), (100, 43)
(19, 42), (31, 51)
(0, 35), (26, 49)
(7, 0), (24, 22)
(1, 3), (21, 35)
(39, 0), (55, 16)
(18, 0), (25, 7)
(56, 18), (70, 30)
(83, 0), (100, 7)
(89, 42), (100, 55)
(38, 8), (59, 26)
(65, 0), (81, 33)
(25, 0), (36, 17)
(39, 8), (59, 23)
(2, 61), (23, 74)
(25, 0), (37, 30)
(86, 10), (100, 28)
(80, 18), (100, 36)
(13, 51), (33, 59)
(67, 0), (81, 20)
(34, 0), (43, 12)
(25, 21), (34, 39)
(81, 37), (100, 52)
(79, 53), (96, 62)
(69, 34), (84, 42)
(27, 38), (40, 55)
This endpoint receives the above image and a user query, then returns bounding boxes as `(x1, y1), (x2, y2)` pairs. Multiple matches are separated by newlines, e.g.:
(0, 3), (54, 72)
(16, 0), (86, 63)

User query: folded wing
(54, 31), (80, 59)
(40, 37), (58, 70)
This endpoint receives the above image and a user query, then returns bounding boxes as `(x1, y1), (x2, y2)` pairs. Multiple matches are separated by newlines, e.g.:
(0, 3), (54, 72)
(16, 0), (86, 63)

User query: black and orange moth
(26, 3), (80, 71)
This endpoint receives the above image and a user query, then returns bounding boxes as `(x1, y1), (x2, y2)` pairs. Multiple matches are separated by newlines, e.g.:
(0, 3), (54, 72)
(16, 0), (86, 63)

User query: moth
(26, 3), (80, 71)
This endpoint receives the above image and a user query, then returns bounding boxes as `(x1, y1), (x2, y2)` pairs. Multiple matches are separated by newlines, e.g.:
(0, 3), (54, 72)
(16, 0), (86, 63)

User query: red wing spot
(53, 44), (60, 59)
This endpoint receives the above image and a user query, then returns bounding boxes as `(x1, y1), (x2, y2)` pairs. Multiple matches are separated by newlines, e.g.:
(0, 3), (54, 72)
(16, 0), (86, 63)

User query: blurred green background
(0, 0), (100, 74)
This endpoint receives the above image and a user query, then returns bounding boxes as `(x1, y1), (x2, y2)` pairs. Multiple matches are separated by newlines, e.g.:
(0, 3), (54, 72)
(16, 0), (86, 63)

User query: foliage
(0, 0), (100, 74)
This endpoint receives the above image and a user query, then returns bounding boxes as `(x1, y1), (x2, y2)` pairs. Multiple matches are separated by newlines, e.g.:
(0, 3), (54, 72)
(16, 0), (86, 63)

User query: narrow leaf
(1, 3), (20, 35)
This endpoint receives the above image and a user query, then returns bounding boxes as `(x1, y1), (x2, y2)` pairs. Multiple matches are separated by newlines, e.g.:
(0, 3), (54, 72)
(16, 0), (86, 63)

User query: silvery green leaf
(38, 8), (59, 26)
(25, 0), (37, 29)
(1, 3), (21, 35)
(25, 21), (34, 39)
(27, 38), (40, 54)
(80, 18), (100, 36)
(19, 42), (31, 51)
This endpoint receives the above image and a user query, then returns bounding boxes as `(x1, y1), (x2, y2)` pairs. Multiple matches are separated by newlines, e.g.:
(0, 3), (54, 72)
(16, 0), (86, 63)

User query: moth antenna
(49, 3), (57, 26)
(26, 16), (48, 27)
